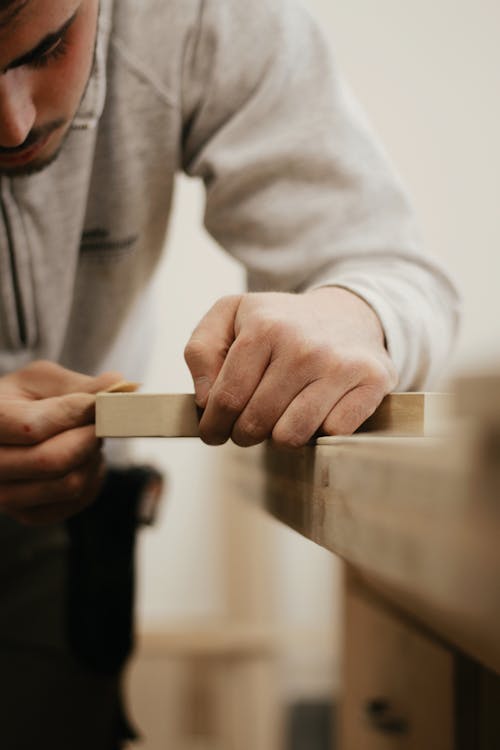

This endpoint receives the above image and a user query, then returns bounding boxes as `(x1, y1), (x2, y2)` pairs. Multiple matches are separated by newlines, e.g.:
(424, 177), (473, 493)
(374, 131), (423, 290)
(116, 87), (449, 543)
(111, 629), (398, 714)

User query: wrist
(305, 285), (387, 349)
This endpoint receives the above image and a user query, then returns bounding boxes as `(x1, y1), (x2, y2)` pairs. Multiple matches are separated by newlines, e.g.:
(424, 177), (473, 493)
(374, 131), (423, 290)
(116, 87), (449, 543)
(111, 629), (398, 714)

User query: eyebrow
(2, 9), (78, 73)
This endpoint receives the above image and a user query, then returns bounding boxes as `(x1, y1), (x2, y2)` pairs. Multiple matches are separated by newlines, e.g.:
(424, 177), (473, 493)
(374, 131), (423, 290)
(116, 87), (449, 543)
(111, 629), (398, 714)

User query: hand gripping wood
(95, 390), (450, 439)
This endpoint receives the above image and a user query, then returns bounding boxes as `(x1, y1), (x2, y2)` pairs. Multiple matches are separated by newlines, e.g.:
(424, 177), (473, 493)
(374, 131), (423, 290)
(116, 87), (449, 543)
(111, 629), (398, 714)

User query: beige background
(128, 0), (500, 702)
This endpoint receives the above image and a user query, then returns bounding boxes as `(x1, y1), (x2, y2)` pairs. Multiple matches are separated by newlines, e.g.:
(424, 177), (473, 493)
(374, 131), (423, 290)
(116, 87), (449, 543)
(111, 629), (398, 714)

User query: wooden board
(95, 393), (200, 437)
(95, 391), (450, 438)
(354, 391), (451, 437)
(225, 429), (500, 675)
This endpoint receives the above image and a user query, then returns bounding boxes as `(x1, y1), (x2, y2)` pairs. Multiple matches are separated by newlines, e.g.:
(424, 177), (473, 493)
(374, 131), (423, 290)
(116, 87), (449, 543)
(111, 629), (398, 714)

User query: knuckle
(272, 425), (304, 449)
(245, 310), (289, 343)
(184, 338), (206, 367)
(261, 316), (290, 341)
(335, 354), (364, 382)
(233, 417), (267, 446)
(335, 353), (386, 388)
(296, 339), (332, 373)
(305, 337), (327, 359)
(217, 294), (241, 310)
(363, 357), (394, 389)
(211, 388), (245, 415)
(291, 340), (314, 369)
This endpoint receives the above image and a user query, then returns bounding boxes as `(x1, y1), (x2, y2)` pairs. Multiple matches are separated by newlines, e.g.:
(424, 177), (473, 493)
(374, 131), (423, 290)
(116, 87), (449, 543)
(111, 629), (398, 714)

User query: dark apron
(0, 466), (162, 750)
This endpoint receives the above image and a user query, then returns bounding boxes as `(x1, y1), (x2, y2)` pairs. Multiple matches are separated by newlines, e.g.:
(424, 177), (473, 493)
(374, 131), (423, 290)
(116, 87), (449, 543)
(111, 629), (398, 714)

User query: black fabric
(0, 467), (163, 749)
(0, 644), (125, 750)
(65, 466), (162, 746)
(66, 467), (155, 677)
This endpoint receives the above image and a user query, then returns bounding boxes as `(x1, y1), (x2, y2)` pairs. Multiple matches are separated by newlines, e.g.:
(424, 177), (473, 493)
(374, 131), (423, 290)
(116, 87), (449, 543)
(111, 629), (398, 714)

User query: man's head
(0, 0), (99, 176)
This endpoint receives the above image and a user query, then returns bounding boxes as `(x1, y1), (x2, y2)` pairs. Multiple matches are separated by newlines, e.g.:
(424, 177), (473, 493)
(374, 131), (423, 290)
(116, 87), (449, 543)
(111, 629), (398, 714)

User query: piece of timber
(225, 384), (500, 675)
(95, 393), (200, 437)
(95, 391), (450, 438)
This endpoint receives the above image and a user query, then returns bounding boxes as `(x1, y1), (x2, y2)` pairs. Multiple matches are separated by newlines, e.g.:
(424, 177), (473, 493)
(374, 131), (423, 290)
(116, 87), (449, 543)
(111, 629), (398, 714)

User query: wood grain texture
(95, 393), (200, 437)
(340, 571), (454, 750)
(355, 391), (451, 437)
(225, 375), (500, 674)
(95, 391), (450, 438)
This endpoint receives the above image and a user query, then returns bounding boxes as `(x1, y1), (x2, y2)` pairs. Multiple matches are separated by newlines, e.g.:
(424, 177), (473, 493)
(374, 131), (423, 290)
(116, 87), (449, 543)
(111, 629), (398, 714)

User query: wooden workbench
(226, 374), (500, 749)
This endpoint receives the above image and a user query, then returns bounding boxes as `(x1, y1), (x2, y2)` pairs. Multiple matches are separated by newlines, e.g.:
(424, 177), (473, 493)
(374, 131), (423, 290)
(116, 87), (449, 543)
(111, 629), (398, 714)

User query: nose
(0, 70), (36, 148)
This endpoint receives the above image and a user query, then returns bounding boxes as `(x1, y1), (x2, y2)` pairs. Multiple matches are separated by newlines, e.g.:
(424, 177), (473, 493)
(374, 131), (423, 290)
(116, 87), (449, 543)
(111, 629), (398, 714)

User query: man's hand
(0, 361), (122, 526)
(185, 287), (398, 447)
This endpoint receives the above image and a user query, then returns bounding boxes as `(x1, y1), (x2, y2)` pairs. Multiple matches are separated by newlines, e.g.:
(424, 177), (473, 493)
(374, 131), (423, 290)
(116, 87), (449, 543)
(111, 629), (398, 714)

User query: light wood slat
(95, 393), (200, 437)
(95, 391), (451, 438)
(355, 391), (452, 437)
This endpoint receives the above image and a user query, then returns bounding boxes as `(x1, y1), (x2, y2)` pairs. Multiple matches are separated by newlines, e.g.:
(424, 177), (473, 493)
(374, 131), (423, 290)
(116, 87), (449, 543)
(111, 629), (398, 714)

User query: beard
(0, 6), (100, 179)
(0, 120), (69, 178)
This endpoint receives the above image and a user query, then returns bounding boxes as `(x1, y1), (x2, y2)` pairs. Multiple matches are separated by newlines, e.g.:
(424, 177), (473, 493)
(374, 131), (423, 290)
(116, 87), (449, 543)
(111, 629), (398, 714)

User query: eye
(30, 36), (69, 70)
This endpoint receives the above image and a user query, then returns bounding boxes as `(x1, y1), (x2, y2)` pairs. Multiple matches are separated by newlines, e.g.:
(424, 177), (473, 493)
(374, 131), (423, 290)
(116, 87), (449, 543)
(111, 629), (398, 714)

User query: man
(0, 0), (459, 747)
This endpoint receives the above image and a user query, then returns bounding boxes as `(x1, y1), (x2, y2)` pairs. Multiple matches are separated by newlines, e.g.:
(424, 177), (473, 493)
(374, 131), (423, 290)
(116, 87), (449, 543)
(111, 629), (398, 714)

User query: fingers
(0, 361), (121, 525)
(198, 330), (273, 445)
(321, 384), (386, 436)
(228, 353), (392, 446)
(184, 296), (242, 408)
(0, 362), (126, 445)
(186, 290), (398, 449)
(1, 360), (123, 400)
(229, 347), (339, 446)
(2, 453), (106, 526)
(271, 381), (385, 446)
(269, 379), (341, 447)
(0, 425), (100, 481)
(0, 394), (97, 444)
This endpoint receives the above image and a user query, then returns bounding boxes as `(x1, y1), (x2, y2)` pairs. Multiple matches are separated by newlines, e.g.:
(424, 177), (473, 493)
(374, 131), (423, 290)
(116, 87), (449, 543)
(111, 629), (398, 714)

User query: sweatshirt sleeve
(180, 0), (460, 390)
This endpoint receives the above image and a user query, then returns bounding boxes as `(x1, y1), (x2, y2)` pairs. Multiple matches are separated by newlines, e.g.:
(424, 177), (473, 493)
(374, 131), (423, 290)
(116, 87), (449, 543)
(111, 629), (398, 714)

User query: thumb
(184, 295), (241, 408)
(6, 361), (124, 399)
(85, 371), (126, 395)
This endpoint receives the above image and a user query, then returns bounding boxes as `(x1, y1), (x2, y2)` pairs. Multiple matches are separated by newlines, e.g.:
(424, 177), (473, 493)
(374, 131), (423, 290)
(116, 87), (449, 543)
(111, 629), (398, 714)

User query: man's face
(0, 0), (99, 176)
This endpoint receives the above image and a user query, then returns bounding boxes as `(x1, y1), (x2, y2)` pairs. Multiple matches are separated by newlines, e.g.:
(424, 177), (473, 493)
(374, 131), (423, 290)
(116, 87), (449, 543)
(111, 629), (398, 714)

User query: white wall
(310, 0), (500, 371)
(131, 0), (500, 696)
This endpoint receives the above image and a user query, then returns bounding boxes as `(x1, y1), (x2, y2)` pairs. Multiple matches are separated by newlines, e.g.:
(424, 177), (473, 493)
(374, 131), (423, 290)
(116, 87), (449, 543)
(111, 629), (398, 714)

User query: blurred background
(122, 0), (500, 747)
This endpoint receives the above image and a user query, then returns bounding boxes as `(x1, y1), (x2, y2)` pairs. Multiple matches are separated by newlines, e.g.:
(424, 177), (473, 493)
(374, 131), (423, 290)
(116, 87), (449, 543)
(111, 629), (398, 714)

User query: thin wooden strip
(95, 393), (200, 437)
(357, 392), (451, 437)
(95, 391), (451, 438)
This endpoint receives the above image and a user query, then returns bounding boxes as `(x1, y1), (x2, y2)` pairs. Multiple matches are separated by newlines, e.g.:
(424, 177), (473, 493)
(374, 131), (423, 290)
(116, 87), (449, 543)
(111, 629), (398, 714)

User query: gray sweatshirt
(0, 0), (459, 388)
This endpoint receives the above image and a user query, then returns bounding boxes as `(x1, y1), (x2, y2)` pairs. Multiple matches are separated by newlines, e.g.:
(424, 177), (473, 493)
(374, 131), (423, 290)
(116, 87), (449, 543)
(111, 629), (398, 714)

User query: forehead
(0, 0), (79, 61)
